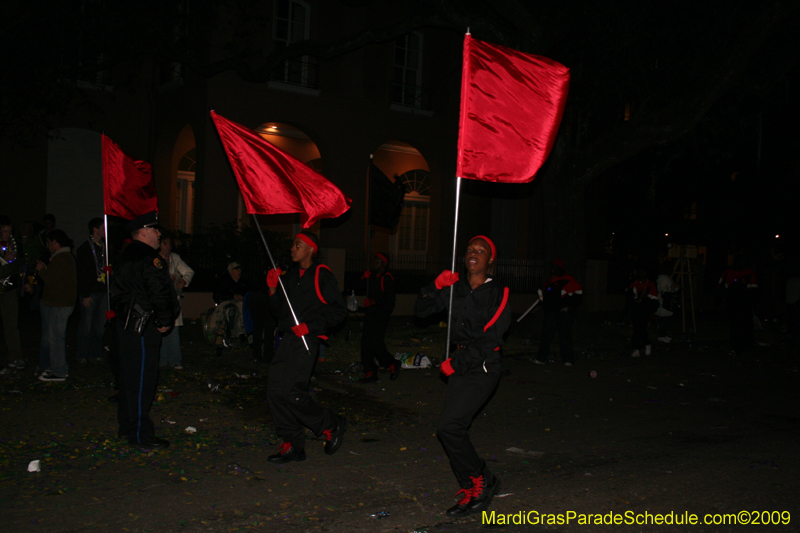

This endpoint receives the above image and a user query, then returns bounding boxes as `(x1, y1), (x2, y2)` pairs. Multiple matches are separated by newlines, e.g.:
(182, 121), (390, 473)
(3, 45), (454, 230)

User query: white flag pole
(444, 176), (463, 361)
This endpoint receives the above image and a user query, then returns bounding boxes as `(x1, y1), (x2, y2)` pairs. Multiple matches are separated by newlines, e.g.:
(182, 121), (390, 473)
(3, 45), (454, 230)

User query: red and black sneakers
(445, 472), (502, 518)
(358, 371), (379, 383)
(389, 361), (400, 381)
(267, 442), (306, 463)
(323, 415), (347, 455)
(468, 473), (501, 513)
(446, 486), (474, 517)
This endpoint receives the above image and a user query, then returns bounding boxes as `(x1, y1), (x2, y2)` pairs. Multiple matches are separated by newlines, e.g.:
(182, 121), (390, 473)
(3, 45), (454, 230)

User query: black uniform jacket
(111, 240), (178, 328)
(415, 277), (511, 375)
(366, 271), (396, 317)
(269, 262), (347, 338)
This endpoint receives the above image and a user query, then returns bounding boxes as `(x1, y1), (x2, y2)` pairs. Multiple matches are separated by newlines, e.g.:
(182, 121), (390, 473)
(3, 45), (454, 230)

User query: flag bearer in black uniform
(534, 258), (583, 366)
(111, 212), (178, 449)
(265, 231), (348, 463)
(358, 252), (399, 383)
(415, 235), (510, 518)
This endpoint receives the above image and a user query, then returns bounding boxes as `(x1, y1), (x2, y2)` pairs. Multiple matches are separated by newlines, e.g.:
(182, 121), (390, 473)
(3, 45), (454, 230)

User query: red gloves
(435, 270), (459, 290)
(361, 270), (372, 279)
(364, 298), (372, 307)
(291, 323), (309, 337)
(266, 268), (281, 288)
(440, 358), (455, 376)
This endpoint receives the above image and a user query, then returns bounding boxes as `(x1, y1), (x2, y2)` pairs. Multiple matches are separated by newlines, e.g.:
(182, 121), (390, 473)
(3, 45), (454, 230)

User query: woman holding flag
(265, 231), (348, 463)
(415, 235), (510, 517)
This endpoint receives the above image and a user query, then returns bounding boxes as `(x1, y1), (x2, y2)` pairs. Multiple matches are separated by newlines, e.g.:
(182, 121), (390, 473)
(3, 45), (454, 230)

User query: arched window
(396, 169), (430, 257)
(176, 148), (196, 233)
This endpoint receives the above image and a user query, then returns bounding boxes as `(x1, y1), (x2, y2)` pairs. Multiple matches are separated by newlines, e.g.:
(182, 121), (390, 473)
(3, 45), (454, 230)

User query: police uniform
(267, 259), (347, 458)
(111, 212), (178, 447)
(360, 254), (398, 380)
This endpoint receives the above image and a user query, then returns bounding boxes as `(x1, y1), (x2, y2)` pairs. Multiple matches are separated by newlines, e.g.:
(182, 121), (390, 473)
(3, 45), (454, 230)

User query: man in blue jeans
(76, 218), (108, 364)
(36, 229), (76, 381)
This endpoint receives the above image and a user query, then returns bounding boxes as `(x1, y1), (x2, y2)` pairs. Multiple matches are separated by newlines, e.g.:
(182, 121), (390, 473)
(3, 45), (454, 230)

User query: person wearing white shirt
(158, 235), (194, 369)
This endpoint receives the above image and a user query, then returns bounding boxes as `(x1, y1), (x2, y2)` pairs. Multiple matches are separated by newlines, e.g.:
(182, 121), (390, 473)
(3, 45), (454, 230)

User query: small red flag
(456, 34), (570, 183)
(211, 111), (352, 228)
(102, 135), (157, 219)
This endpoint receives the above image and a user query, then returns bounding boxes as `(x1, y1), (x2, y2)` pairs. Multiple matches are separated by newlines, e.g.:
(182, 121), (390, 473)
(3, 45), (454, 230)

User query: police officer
(111, 211), (178, 449)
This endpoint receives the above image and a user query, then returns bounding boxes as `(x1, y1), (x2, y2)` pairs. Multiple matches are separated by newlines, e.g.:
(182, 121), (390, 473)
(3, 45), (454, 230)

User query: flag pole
(103, 214), (114, 319)
(444, 176), (463, 361)
(365, 155), (373, 298)
(251, 214), (310, 353)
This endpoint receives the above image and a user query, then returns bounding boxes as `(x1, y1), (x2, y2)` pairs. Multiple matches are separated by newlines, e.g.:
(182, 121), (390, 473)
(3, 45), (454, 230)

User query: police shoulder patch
(153, 258), (164, 269)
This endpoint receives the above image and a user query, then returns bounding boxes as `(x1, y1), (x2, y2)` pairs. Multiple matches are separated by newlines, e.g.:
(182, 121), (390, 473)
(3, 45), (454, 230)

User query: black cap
(125, 211), (160, 233)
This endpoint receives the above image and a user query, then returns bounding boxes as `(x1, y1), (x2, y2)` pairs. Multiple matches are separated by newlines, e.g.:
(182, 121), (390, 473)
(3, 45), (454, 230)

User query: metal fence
(345, 252), (545, 294)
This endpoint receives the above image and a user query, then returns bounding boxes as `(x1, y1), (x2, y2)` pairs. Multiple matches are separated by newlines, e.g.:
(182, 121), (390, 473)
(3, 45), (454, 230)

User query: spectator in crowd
(0, 219), (23, 374)
(158, 234), (194, 369)
(36, 229), (76, 381)
(211, 261), (249, 345)
(76, 218), (108, 364)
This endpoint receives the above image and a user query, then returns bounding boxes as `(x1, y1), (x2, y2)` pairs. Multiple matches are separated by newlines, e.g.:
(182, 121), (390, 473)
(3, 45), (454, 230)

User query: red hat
(469, 235), (496, 259)
(375, 252), (389, 265)
(552, 258), (565, 270)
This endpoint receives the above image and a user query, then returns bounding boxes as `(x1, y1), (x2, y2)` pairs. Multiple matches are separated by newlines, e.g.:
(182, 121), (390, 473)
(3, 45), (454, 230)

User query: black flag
(369, 163), (405, 230)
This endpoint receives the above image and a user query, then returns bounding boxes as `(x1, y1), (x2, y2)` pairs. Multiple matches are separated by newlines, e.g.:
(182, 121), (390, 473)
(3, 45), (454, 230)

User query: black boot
(468, 472), (501, 513)
(445, 486), (473, 517)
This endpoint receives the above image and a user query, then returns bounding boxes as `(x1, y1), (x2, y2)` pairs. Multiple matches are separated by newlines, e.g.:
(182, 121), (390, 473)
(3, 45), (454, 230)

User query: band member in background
(358, 252), (399, 383)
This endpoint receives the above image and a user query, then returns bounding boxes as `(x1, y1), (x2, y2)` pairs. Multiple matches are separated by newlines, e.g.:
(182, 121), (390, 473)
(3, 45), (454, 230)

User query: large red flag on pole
(102, 134), (157, 219)
(211, 110), (352, 228)
(456, 34), (570, 183)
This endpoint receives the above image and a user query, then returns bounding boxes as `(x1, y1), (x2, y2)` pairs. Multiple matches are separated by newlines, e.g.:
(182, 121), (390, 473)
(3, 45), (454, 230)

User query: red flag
(211, 111), (352, 228)
(456, 34), (570, 183)
(102, 135), (157, 219)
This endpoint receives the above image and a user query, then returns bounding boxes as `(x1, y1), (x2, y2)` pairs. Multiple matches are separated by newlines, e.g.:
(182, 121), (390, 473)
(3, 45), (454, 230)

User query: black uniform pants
(247, 291), (275, 362)
(727, 302), (753, 352)
(437, 370), (500, 488)
(116, 320), (162, 443)
(631, 304), (651, 350)
(537, 310), (575, 363)
(360, 312), (395, 373)
(267, 335), (337, 450)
